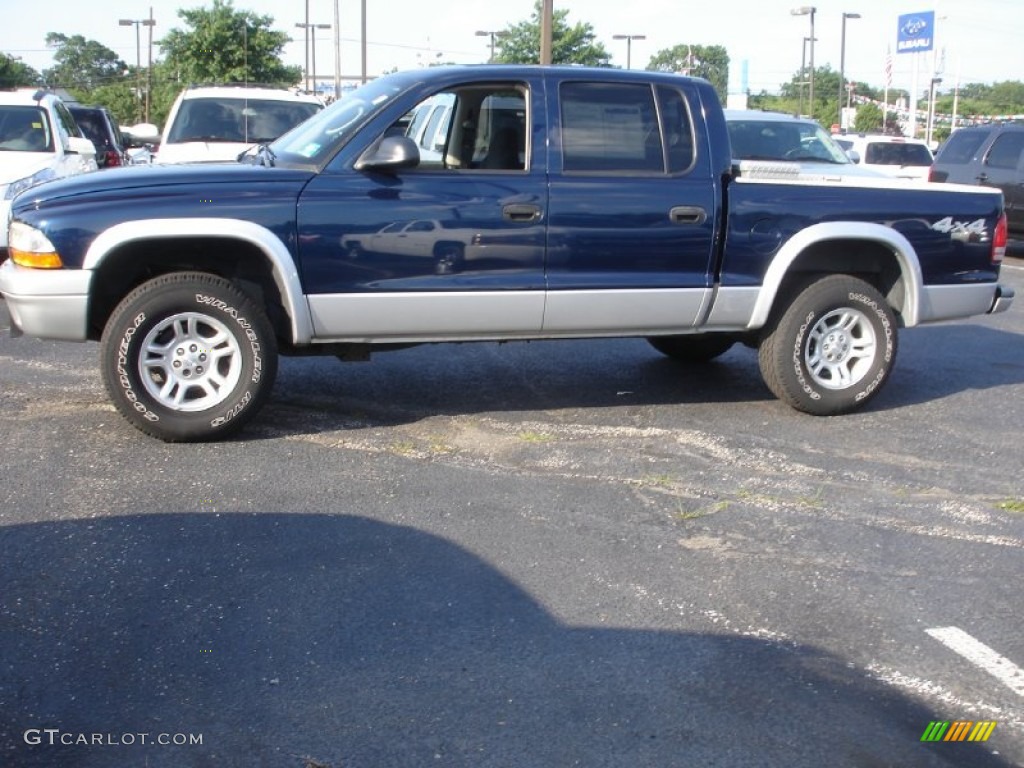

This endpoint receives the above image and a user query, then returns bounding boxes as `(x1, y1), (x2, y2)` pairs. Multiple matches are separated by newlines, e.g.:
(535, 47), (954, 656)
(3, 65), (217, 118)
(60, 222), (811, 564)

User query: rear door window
(560, 82), (663, 173)
(984, 132), (1024, 170)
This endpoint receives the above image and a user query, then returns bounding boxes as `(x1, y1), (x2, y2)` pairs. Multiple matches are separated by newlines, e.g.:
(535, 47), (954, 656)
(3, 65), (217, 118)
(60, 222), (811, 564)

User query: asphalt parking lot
(1, 255), (1022, 767)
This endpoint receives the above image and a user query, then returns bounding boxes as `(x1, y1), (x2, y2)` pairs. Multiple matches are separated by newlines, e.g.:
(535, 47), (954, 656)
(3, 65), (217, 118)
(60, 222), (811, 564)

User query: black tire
(100, 272), (278, 442)
(647, 334), (735, 362)
(758, 274), (897, 415)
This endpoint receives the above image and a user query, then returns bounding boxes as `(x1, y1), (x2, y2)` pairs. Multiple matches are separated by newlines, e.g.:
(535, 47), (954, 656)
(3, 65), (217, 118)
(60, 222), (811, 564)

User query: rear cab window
(864, 141), (933, 167)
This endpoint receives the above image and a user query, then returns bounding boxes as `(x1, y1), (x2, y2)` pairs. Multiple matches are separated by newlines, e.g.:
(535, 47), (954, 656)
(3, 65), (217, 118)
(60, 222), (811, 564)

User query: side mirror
(845, 149), (861, 164)
(67, 136), (96, 158)
(354, 136), (420, 172)
(123, 123), (161, 148)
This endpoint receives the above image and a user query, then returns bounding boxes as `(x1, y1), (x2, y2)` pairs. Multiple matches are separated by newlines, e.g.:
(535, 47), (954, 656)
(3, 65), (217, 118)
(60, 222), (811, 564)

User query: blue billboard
(896, 11), (935, 54)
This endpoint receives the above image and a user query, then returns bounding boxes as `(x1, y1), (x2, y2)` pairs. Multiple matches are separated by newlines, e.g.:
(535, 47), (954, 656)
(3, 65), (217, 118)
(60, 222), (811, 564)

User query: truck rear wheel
(758, 275), (897, 415)
(100, 272), (278, 441)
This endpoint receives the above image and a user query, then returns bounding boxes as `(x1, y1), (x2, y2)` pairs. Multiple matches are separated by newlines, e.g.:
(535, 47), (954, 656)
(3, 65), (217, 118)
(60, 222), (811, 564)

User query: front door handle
(669, 206), (707, 225)
(503, 204), (542, 222)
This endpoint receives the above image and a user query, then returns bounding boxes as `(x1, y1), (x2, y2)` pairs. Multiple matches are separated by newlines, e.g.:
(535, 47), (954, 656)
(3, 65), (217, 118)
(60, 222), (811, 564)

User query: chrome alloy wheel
(139, 312), (243, 411)
(804, 307), (878, 390)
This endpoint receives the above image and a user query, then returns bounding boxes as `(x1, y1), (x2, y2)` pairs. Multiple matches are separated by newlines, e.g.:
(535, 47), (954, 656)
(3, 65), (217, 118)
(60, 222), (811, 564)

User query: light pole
(926, 77), (942, 146)
(798, 36), (816, 117)
(119, 17), (156, 123)
(296, 22), (330, 93)
(838, 12), (861, 129)
(612, 34), (646, 70)
(791, 7), (816, 116)
(475, 30), (507, 63)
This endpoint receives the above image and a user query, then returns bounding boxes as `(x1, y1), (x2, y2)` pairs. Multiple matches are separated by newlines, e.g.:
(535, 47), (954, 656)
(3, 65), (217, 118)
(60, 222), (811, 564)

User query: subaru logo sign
(896, 11), (935, 53)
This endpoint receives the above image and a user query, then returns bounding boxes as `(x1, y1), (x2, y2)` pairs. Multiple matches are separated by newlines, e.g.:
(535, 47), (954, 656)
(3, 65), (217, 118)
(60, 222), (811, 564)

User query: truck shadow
(0, 513), (1016, 767)
(259, 324), (1024, 434)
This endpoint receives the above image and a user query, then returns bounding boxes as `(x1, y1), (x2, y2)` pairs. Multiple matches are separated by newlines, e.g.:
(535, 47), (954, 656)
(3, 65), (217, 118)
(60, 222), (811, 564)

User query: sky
(1, 0), (1021, 96)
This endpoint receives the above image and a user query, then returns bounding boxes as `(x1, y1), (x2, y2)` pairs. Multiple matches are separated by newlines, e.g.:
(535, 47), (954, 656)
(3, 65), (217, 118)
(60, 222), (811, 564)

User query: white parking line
(926, 626), (1024, 697)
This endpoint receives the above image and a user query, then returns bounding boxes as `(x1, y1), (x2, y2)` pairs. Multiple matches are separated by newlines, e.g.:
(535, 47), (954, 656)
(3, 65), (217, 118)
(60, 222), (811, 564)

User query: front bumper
(0, 259), (91, 341)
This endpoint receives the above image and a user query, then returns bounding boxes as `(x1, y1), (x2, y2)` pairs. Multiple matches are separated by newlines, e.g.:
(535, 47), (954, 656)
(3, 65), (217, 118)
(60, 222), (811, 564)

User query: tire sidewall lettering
(792, 310), (820, 400)
(116, 312), (160, 422)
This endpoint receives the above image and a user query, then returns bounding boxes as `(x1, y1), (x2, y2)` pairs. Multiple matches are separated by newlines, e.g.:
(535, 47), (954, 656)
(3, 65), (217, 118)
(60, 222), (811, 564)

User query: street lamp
(612, 34), (646, 70)
(475, 30), (508, 63)
(296, 22), (331, 94)
(791, 7), (816, 115)
(838, 12), (861, 129)
(119, 17), (156, 123)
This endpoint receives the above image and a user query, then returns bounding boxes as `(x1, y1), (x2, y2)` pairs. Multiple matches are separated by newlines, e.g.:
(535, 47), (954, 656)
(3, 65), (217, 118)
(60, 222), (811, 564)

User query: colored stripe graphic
(945, 721), (972, 741)
(921, 721), (949, 741)
(969, 722), (998, 742)
(920, 721), (997, 742)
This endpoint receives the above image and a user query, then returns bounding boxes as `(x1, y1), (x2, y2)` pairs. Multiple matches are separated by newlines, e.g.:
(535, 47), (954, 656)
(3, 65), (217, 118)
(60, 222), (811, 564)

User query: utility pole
(540, 0), (553, 65)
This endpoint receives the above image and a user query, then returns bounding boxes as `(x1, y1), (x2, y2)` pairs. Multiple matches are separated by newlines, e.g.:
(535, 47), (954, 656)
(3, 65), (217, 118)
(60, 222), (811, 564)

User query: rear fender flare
(747, 222), (924, 329)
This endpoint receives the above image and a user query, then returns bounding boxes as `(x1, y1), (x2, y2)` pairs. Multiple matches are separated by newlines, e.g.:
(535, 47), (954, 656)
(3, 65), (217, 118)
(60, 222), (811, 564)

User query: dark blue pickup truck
(0, 66), (1014, 441)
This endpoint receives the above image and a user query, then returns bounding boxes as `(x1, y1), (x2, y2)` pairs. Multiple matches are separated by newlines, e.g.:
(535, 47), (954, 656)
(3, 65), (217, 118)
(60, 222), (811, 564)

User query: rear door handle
(669, 206), (707, 225)
(503, 204), (542, 222)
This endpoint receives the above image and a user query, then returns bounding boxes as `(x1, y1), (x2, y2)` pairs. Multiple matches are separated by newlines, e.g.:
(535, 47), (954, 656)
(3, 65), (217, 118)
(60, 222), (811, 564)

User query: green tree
(0, 53), (41, 88)
(495, 1), (610, 66)
(42, 33), (127, 92)
(646, 44), (729, 100)
(159, 0), (301, 86)
(853, 102), (882, 133)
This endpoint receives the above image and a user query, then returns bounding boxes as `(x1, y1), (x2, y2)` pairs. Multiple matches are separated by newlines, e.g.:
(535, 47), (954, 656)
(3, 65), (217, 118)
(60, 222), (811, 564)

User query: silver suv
(929, 123), (1024, 236)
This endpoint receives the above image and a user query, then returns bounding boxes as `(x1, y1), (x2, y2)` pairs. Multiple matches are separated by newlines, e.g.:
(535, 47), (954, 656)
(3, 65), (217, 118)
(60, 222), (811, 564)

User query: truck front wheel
(758, 275), (897, 415)
(100, 272), (278, 441)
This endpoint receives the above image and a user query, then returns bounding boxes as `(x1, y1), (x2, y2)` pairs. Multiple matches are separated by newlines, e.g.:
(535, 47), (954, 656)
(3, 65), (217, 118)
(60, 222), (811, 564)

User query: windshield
(0, 106), (54, 153)
(727, 118), (851, 164)
(166, 97), (322, 144)
(271, 76), (409, 164)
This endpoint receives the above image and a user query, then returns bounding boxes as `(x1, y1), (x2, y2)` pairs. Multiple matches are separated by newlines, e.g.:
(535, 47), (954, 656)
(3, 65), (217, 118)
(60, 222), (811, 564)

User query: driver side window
(388, 83), (528, 172)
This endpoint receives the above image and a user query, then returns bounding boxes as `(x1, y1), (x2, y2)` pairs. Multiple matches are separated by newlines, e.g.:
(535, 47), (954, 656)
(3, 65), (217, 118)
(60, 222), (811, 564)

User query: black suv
(67, 105), (128, 168)
(930, 123), (1024, 236)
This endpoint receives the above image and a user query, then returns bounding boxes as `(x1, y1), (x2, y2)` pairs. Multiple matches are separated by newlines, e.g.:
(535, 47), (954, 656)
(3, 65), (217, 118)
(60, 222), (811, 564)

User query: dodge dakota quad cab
(0, 66), (1014, 442)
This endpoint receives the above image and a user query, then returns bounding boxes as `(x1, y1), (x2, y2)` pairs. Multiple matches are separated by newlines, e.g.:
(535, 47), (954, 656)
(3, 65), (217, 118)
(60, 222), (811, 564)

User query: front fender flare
(83, 218), (313, 345)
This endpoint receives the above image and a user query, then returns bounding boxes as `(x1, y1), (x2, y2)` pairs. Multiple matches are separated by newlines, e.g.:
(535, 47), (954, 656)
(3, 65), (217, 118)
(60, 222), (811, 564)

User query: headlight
(8, 221), (62, 268)
(2, 168), (57, 200)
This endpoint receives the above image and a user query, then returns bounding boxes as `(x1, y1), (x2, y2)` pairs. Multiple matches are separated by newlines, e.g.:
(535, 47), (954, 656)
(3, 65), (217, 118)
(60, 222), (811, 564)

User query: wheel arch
(747, 222), (925, 330)
(83, 219), (313, 345)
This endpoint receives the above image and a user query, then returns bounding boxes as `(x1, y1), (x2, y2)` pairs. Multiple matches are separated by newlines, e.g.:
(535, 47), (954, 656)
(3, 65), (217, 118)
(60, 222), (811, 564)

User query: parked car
(724, 110), (881, 179)
(929, 123), (1024, 236)
(157, 85), (324, 164)
(67, 104), (129, 168)
(835, 134), (934, 182)
(0, 88), (97, 258)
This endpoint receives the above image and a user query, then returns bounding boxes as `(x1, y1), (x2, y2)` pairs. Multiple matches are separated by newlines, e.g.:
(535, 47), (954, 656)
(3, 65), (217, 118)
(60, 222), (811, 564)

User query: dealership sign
(897, 11), (935, 53)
